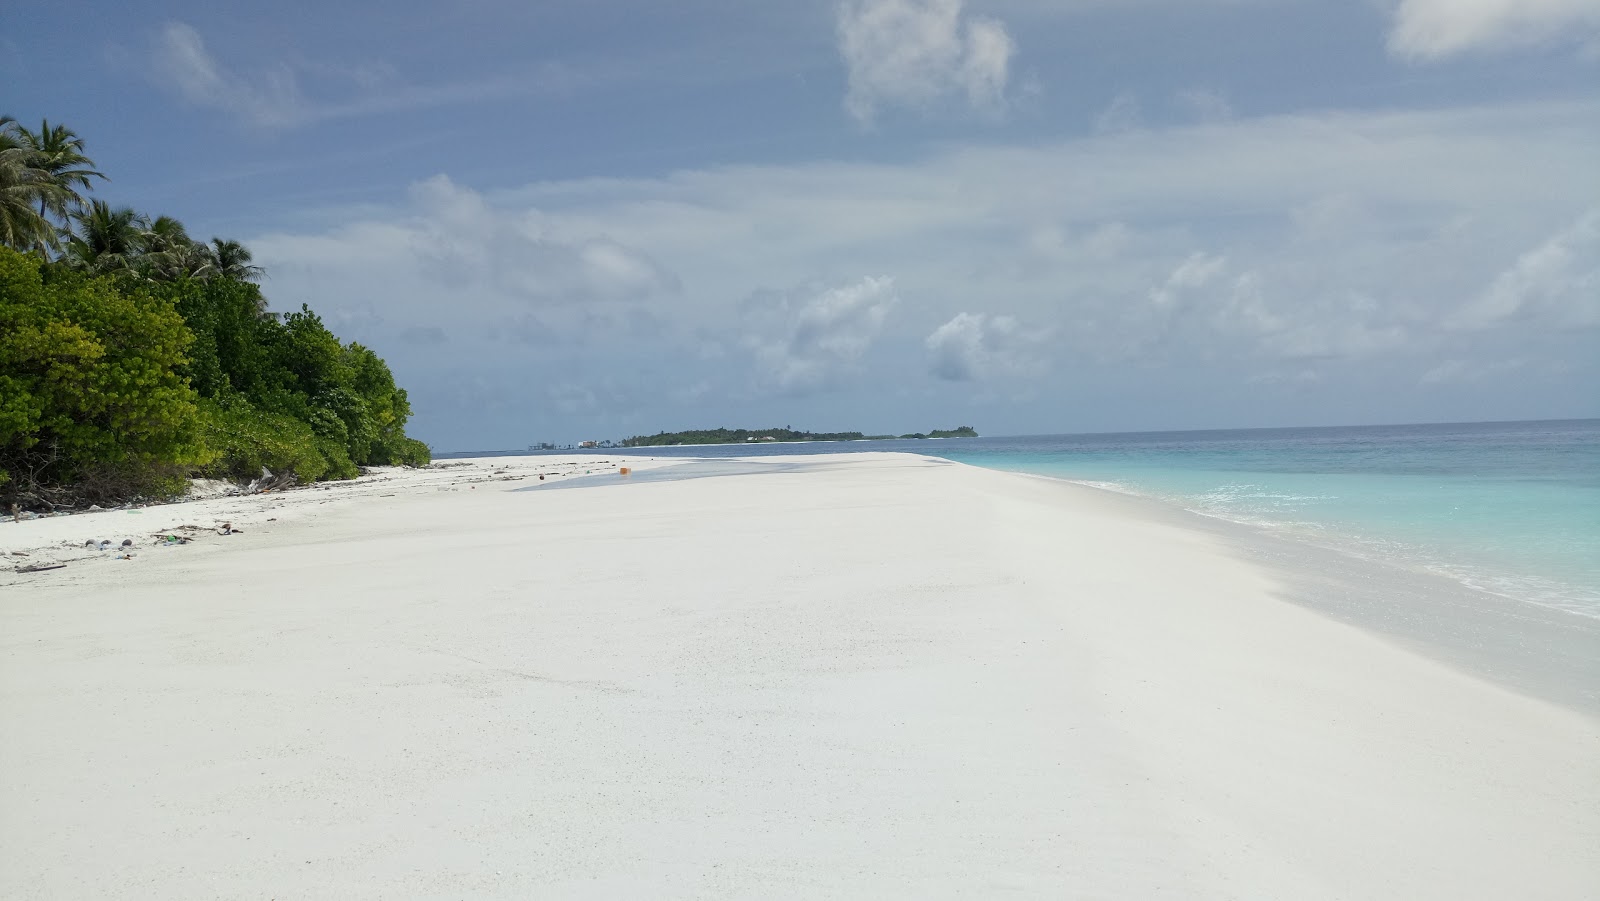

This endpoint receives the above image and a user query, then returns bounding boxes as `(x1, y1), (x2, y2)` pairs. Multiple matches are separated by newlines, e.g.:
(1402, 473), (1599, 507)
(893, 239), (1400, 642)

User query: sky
(5, 0), (1599, 449)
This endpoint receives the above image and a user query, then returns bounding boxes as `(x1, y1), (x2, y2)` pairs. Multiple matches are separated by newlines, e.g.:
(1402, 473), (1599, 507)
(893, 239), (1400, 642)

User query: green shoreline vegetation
(1, 116), (428, 513)
(620, 426), (978, 447)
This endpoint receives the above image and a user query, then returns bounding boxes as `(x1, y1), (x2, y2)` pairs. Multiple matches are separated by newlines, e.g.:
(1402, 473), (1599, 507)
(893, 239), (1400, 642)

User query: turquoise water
(598, 420), (1600, 618)
(930, 421), (1600, 618)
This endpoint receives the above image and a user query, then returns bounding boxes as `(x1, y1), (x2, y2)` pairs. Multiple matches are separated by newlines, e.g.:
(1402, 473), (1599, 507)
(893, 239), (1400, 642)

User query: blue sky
(6, 0), (1599, 448)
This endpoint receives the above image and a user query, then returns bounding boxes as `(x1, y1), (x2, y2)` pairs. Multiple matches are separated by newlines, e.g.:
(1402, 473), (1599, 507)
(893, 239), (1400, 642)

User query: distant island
(619, 426), (978, 447)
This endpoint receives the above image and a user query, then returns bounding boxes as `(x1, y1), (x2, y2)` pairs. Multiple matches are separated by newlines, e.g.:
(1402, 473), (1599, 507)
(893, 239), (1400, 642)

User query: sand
(1, 453), (1596, 899)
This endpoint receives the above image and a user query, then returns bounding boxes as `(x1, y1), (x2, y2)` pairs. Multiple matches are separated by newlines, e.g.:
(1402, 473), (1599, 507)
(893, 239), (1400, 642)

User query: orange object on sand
(619, 467), (631, 476)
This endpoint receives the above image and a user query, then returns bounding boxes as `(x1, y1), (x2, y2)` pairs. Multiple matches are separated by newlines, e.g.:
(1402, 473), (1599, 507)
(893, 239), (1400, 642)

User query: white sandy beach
(1, 452), (1597, 899)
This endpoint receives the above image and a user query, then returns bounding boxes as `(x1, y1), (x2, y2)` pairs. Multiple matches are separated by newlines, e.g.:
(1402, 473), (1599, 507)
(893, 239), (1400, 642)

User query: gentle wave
(1061, 475), (1600, 620)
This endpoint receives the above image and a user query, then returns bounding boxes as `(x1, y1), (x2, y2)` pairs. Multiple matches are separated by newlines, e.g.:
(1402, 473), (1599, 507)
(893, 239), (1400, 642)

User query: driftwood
(16, 563), (66, 573)
(243, 466), (297, 494)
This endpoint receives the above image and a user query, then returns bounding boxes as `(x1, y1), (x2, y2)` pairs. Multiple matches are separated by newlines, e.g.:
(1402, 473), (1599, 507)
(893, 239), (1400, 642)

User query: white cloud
(251, 174), (677, 350)
(926, 312), (1046, 381)
(1388, 0), (1600, 60)
(743, 277), (899, 392)
(249, 100), (1600, 434)
(147, 21), (586, 128)
(837, 0), (1015, 122)
(1453, 209), (1600, 329)
(1150, 252), (1227, 307)
(153, 22), (305, 127)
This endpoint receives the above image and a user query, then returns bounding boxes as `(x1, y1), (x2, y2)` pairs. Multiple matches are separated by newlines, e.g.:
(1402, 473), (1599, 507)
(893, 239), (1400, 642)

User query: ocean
(601, 420), (1600, 619)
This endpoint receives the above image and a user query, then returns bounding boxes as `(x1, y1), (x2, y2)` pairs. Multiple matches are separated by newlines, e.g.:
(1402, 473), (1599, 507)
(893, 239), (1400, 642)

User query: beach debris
(9, 550), (28, 556)
(155, 534), (192, 546)
(121, 539), (133, 548)
(217, 522), (237, 535)
(15, 563), (66, 573)
(244, 466), (297, 494)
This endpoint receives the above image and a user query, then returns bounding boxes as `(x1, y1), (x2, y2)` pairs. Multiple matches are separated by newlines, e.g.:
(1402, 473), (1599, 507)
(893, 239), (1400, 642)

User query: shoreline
(1043, 471), (1600, 622)
(3, 452), (1596, 898)
(1001, 468), (1600, 717)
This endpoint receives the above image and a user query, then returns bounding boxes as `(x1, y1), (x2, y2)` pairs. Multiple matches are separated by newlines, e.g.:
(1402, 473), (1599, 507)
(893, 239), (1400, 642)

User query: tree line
(1, 116), (428, 511)
(619, 426), (978, 447)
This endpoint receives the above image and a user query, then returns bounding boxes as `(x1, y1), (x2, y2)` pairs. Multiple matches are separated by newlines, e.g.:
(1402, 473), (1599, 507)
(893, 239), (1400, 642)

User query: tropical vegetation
(619, 425), (978, 447)
(0, 116), (428, 512)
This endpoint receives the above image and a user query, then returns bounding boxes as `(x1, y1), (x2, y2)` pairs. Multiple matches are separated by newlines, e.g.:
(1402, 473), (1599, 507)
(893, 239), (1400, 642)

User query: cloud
(249, 100), (1600, 438)
(405, 175), (679, 305)
(1217, 280), (1410, 360)
(837, 0), (1015, 122)
(258, 175), (677, 315)
(1150, 252), (1227, 307)
(147, 21), (588, 128)
(1175, 87), (1234, 124)
(1388, 0), (1600, 60)
(153, 22), (305, 127)
(1093, 92), (1143, 134)
(1453, 209), (1600, 329)
(743, 278), (899, 392)
(1420, 357), (1526, 385)
(926, 312), (1046, 381)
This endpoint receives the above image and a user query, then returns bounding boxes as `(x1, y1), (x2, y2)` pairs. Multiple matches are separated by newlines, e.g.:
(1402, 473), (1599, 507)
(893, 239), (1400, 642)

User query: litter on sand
(16, 563), (66, 573)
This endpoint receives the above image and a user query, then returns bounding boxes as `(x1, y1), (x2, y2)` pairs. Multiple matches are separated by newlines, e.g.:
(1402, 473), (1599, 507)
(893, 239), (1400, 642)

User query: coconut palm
(208, 238), (265, 283)
(0, 116), (71, 253)
(63, 200), (148, 276)
(140, 215), (216, 281)
(10, 118), (103, 219)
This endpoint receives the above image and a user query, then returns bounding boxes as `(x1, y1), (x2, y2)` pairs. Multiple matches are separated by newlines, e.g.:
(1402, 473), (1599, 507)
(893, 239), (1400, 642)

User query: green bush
(1, 248), (208, 508)
(196, 397), (332, 484)
(169, 285), (430, 469)
(387, 436), (432, 467)
(3, 117), (431, 508)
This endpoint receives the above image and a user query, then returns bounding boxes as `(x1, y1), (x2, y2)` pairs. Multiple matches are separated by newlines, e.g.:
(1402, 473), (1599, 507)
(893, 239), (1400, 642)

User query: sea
(589, 419), (1599, 620)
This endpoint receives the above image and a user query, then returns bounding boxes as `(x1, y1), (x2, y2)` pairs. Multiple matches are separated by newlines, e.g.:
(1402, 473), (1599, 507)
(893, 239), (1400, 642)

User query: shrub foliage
(3, 115), (430, 509)
(1, 251), (427, 509)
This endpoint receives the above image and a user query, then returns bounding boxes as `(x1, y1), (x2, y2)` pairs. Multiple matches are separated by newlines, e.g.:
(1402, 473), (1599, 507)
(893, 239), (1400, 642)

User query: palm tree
(141, 215), (216, 281)
(11, 118), (103, 220)
(209, 238), (265, 283)
(63, 200), (147, 276)
(0, 116), (71, 253)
